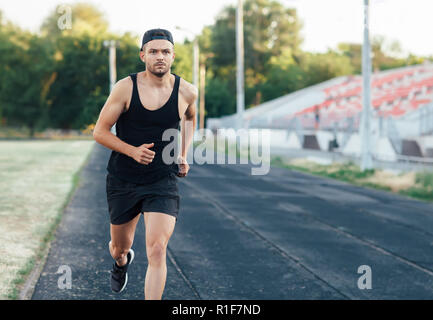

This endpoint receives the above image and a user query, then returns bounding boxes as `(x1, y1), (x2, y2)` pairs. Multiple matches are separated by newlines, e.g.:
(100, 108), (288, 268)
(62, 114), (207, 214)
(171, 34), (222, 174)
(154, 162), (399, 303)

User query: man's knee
(110, 242), (130, 261)
(146, 242), (166, 266)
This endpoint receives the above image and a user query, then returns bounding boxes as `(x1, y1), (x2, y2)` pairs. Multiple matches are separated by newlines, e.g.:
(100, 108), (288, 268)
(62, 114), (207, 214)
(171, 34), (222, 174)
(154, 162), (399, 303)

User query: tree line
(0, 0), (428, 136)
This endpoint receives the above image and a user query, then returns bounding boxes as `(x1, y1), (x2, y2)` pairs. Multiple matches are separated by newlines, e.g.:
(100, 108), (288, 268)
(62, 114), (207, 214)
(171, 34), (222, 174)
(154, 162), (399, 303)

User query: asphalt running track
(32, 143), (433, 299)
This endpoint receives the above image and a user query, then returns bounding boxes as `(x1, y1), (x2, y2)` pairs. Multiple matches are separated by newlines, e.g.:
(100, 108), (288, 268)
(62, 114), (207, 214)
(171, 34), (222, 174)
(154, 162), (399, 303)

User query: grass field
(0, 140), (95, 299)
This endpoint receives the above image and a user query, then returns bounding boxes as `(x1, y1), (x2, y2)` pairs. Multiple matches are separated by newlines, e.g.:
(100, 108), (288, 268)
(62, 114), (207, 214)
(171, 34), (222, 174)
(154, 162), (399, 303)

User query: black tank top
(106, 72), (181, 184)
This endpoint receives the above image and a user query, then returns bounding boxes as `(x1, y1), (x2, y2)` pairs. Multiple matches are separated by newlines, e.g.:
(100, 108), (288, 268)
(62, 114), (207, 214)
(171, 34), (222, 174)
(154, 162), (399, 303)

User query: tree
(204, 0), (303, 111)
(0, 18), (55, 135)
(261, 48), (306, 101)
(371, 36), (407, 71)
(337, 42), (362, 74)
(41, 3), (114, 130)
(45, 34), (108, 129)
(171, 41), (194, 83)
(204, 77), (236, 120)
(338, 37), (410, 73)
(300, 51), (354, 86)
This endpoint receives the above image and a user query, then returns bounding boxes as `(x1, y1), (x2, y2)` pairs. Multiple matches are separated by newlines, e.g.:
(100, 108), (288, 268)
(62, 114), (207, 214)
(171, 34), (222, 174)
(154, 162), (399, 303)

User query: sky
(0, 0), (432, 57)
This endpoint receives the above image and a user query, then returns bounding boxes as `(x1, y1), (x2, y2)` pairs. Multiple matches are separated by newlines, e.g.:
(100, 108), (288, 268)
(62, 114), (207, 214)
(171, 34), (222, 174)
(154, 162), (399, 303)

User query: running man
(93, 28), (197, 300)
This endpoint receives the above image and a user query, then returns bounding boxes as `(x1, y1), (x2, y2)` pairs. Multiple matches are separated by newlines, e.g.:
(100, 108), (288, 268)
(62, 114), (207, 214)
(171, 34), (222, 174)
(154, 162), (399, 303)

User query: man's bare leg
(109, 214), (141, 267)
(143, 211), (176, 300)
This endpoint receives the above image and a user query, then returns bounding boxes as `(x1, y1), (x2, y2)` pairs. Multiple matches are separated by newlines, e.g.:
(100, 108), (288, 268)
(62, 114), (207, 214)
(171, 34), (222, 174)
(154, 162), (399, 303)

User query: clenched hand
(177, 155), (189, 178)
(131, 142), (155, 165)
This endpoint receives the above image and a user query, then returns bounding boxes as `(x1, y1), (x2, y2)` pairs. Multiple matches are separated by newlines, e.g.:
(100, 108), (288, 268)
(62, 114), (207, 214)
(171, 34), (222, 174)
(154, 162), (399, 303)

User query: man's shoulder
(107, 76), (133, 109)
(117, 75), (134, 86)
(178, 77), (198, 104)
(113, 76), (133, 92)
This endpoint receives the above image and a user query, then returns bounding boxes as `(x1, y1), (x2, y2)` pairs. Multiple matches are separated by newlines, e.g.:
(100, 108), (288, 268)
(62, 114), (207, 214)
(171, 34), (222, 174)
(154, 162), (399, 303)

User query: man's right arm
(92, 78), (135, 158)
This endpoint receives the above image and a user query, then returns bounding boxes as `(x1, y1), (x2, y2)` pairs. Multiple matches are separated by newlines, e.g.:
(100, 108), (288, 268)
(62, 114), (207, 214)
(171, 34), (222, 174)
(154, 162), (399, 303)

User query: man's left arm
(178, 87), (197, 177)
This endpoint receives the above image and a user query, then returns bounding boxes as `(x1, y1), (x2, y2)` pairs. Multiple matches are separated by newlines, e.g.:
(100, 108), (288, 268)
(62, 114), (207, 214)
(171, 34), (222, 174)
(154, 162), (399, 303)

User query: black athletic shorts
(106, 172), (180, 225)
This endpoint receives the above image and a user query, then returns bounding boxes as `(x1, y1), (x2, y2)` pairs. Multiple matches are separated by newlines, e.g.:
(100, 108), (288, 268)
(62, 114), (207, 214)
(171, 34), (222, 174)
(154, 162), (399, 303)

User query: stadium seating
(303, 64), (433, 130)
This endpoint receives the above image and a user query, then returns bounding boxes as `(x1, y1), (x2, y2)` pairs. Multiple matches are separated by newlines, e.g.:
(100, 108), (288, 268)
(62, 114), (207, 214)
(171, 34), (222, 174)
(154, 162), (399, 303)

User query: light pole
(200, 62), (206, 130)
(236, 0), (245, 130)
(175, 26), (199, 130)
(104, 40), (118, 134)
(360, 0), (373, 170)
(103, 40), (118, 92)
(198, 53), (214, 130)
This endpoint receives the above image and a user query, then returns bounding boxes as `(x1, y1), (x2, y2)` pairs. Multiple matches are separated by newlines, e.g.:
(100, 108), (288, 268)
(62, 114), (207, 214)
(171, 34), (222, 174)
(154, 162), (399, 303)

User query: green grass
(415, 171), (433, 188)
(398, 171), (433, 201)
(0, 140), (95, 299)
(8, 160), (87, 300)
(0, 126), (31, 138)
